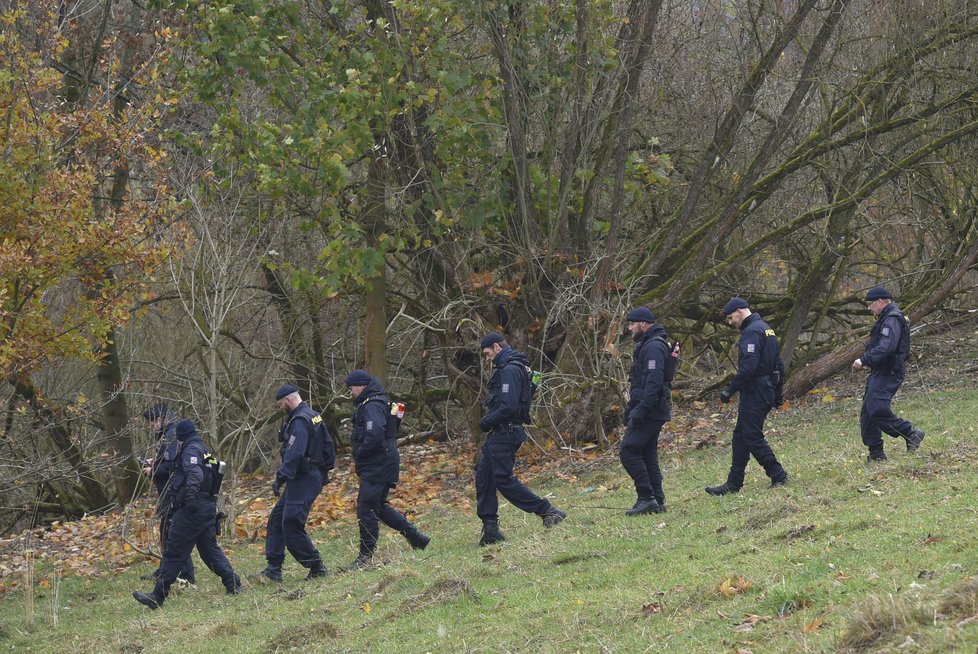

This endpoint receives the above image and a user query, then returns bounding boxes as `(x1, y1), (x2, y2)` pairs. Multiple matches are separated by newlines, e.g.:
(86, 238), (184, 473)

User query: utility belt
(491, 422), (523, 433)
(870, 367), (903, 376)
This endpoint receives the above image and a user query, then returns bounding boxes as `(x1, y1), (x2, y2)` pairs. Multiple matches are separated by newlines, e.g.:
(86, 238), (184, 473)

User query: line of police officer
(134, 284), (923, 608)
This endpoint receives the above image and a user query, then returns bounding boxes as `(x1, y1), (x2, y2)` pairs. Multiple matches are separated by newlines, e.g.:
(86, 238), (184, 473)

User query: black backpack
(504, 361), (537, 424)
(652, 336), (680, 387)
(305, 413), (336, 474)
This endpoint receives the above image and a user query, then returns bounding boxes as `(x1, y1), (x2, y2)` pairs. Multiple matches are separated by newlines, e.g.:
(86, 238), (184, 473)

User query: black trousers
(860, 372), (913, 455)
(620, 419), (666, 504)
(725, 395), (786, 489)
(265, 469), (325, 570)
(150, 499), (237, 603)
(356, 479), (412, 556)
(157, 503), (195, 581)
(475, 427), (551, 522)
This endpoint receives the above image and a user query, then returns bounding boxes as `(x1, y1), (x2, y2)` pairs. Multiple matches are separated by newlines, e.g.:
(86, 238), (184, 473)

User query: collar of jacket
(740, 312), (760, 331)
(353, 379), (387, 407)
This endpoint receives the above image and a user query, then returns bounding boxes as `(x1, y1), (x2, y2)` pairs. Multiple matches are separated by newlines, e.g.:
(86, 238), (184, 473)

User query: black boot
(479, 520), (505, 546)
(226, 573), (243, 594)
(541, 508), (566, 528)
(769, 474), (788, 488)
(626, 498), (660, 516)
(402, 526), (431, 550)
(251, 563), (283, 583)
(705, 484), (738, 496)
(132, 591), (162, 609)
(343, 553), (373, 571)
(866, 451), (888, 463)
(905, 428), (925, 452)
(305, 561), (328, 580)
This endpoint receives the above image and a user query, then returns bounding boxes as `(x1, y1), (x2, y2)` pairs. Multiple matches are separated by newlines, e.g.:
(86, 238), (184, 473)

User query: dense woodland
(2, 0), (977, 532)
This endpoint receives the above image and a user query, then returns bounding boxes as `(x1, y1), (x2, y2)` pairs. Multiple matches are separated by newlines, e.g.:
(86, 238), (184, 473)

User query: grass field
(1, 385), (977, 653)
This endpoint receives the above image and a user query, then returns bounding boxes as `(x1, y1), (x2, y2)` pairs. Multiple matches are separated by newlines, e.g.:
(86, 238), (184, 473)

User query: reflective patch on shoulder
(502, 383), (510, 393)
(882, 327), (890, 336)
(312, 415), (322, 424)
(747, 343), (756, 353)
(366, 420), (373, 430)
(648, 360), (657, 370)
(189, 456), (198, 464)
(288, 435), (295, 447)
(765, 329), (776, 337)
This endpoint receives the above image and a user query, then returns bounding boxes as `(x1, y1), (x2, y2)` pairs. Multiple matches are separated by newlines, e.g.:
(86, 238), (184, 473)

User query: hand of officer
(182, 493), (198, 515)
(720, 390), (732, 404)
(773, 393), (784, 409)
(272, 477), (282, 497)
(479, 416), (491, 432)
(852, 358), (863, 371)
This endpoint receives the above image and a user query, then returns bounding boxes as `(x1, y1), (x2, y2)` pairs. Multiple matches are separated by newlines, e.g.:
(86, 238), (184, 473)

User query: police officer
(133, 419), (240, 609)
(139, 403), (194, 584)
(344, 369), (430, 570)
(706, 298), (789, 496)
(621, 307), (672, 515)
(476, 332), (565, 546)
(256, 384), (330, 582)
(852, 286), (925, 461)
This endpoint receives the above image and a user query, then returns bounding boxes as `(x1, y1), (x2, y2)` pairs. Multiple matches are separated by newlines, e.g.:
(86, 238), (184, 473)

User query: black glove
(479, 416), (491, 432)
(773, 393), (784, 408)
(272, 477), (282, 497)
(182, 492), (198, 514)
(630, 408), (647, 424)
(720, 390), (732, 404)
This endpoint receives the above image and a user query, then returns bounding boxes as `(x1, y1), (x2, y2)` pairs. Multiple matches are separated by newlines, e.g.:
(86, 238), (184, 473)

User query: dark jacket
(725, 313), (785, 408)
(169, 434), (210, 505)
(351, 378), (399, 484)
(626, 324), (672, 423)
(862, 303), (910, 373)
(151, 420), (181, 496)
(481, 347), (531, 431)
(276, 401), (320, 482)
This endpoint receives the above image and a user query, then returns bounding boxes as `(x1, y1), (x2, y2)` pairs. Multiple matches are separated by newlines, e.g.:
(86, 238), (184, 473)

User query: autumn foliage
(0, 2), (175, 381)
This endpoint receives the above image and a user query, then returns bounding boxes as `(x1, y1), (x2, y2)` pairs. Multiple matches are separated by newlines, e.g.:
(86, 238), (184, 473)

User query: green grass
(3, 388), (978, 653)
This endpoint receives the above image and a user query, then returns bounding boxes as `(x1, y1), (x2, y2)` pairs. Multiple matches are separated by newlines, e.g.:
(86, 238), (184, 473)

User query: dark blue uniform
(621, 324), (671, 508)
(134, 425), (238, 608)
(860, 302), (917, 456)
(265, 402), (327, 572)
(722, 313), (787, 490)
(350, 378), (427, 561)
(149, 420), (194, 583)
(476, 348), (556, 523)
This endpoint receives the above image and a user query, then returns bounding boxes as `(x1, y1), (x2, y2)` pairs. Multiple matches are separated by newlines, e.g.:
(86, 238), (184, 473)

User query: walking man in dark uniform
(476, 332), (565, 546)
(621, 307), (673, 515)
(133, 419), (240, 608)
(706, 298), (789, 496)
(853, 286), (925, 461)
(344, 369), (430, 570)
(140, 403), (195, 584)
(256, 384), (331, 582)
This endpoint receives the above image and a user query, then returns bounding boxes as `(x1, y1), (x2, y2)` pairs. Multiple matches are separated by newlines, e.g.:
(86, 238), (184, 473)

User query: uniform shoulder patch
(648, 360), (657, 370)
(189, 456), (198, 464)
(764, 329), (776, 337)
(746, 343), (756, 353)
(311, 415), (322, 425)
(501, 383), (510, 393)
